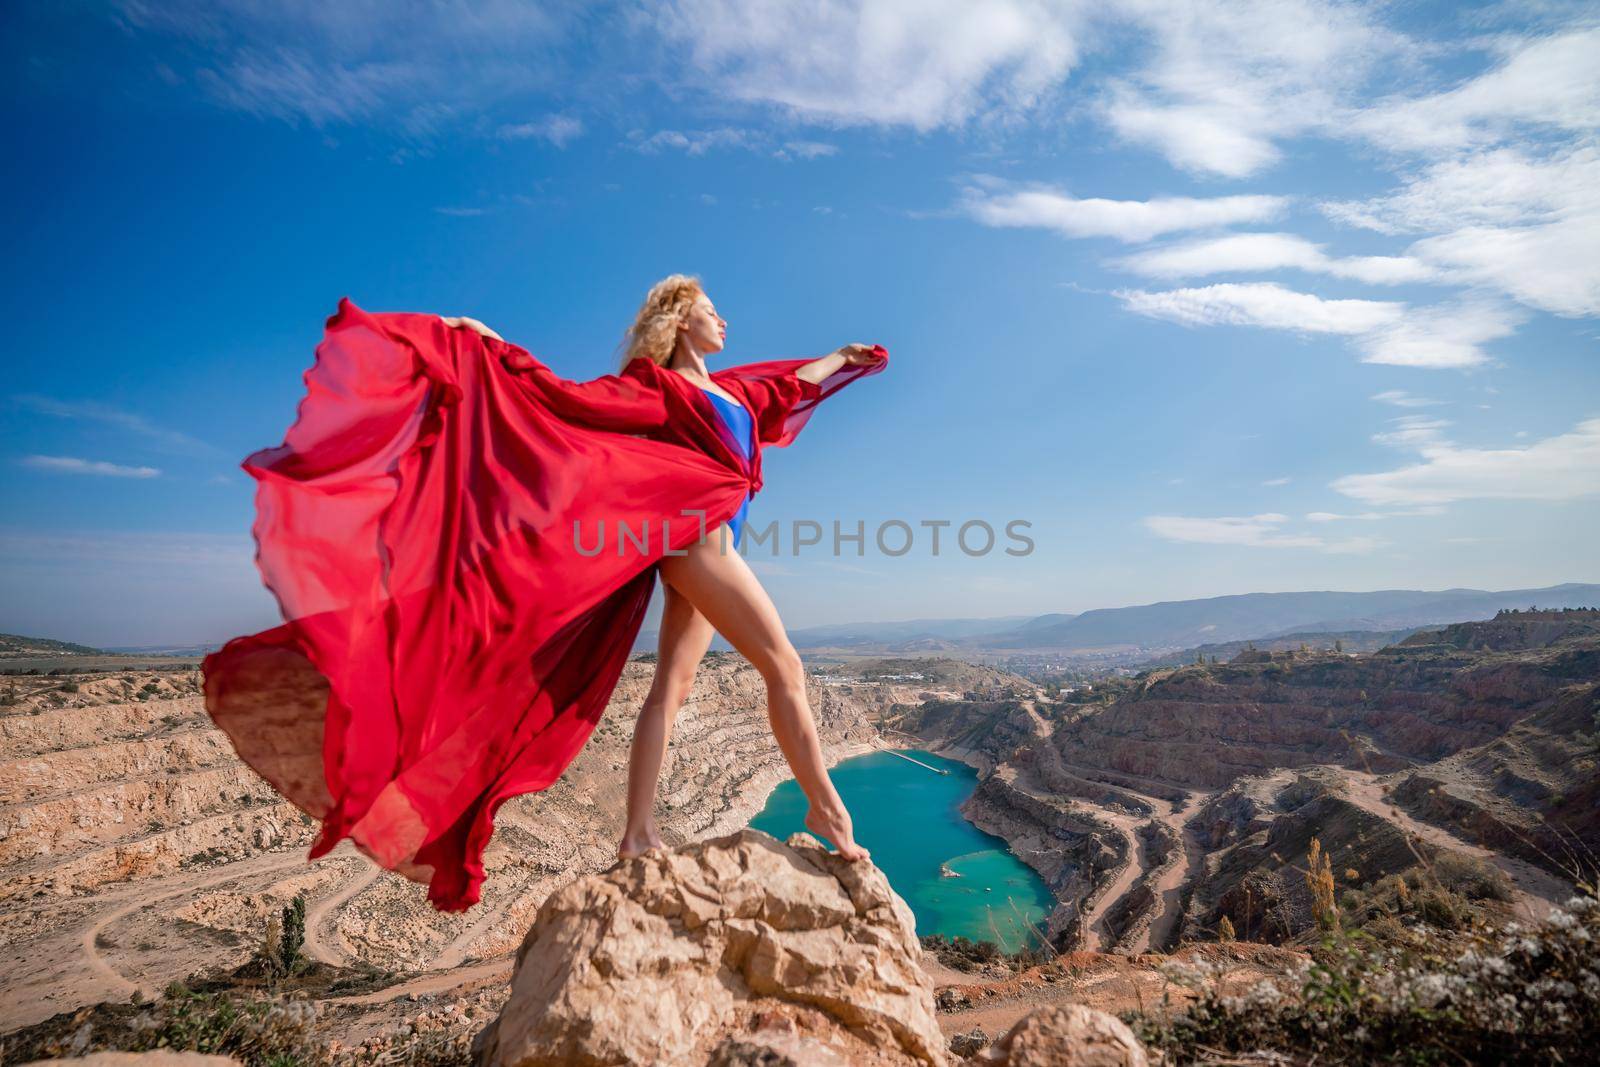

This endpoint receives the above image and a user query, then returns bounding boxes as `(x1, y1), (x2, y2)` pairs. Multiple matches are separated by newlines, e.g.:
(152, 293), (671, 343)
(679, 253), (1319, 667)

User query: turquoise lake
(748, 749), (1055, 953)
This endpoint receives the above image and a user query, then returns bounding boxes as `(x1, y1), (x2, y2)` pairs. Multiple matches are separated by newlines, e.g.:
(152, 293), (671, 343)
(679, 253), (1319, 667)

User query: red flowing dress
(200, 298), (887, 912)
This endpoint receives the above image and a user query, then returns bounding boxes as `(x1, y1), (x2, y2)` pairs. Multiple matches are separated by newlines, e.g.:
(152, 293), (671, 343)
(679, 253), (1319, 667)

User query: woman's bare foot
(804, 805), (871, 861)
(617, 824), (665, 860)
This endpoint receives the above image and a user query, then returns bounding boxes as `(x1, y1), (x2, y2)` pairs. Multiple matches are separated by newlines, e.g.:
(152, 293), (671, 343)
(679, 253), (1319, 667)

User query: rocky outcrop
(1400, 610), (1600, 653)
(970, 1004), (1148, 1066)
(472, 828), (948, 1067)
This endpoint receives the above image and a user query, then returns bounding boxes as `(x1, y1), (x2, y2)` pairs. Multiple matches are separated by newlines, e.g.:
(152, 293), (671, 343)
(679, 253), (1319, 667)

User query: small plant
(1306, 837), (1340, 932)
(279, 894), (306, 972)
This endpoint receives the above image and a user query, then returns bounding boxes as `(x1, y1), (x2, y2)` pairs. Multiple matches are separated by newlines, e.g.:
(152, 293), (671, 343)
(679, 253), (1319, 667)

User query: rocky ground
(2, 610), (1595, 1062)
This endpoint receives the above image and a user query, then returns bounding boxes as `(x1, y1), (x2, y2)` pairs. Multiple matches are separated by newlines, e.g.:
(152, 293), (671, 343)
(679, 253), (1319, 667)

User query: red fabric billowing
(200, 298), (887, 911)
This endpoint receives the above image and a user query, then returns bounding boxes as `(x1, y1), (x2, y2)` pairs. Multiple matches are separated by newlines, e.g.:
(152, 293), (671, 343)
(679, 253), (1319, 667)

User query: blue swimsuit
(702, 389), (754, 549)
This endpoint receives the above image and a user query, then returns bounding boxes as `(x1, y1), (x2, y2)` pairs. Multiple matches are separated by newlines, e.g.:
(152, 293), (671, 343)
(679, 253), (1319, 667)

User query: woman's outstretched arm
(716, 344), (889, 450)
(796, 343), (883, 384)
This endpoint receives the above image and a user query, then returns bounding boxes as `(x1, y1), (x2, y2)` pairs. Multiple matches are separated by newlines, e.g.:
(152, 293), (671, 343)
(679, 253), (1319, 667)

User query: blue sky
(3, 1), (1597, 647)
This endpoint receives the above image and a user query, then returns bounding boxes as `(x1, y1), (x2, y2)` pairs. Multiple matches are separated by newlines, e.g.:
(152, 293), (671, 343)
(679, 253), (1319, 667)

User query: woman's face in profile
(681, 292), (727, 355)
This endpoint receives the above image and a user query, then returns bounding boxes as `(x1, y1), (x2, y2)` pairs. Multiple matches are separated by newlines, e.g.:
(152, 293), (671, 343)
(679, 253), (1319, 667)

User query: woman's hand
(831, 342), (885, 366)
(441, 315), (504, 342)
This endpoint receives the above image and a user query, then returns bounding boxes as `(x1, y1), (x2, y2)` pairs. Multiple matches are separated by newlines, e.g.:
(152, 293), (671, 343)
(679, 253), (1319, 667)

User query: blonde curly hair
(616, 273), (705, 370)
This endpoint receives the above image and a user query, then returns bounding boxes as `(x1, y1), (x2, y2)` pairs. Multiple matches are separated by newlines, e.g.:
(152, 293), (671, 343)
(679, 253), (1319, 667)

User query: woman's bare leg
(619, 579), (716, 860)
(658, 524), (869, 861)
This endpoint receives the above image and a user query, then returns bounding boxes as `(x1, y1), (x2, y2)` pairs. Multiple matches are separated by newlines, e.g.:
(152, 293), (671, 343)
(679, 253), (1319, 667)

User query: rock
(949, 1026), (989, 1056)
(970, 1005), (1147, 1066)
(19, 1055), (242, 1067)
(474, 827), (947, 1066)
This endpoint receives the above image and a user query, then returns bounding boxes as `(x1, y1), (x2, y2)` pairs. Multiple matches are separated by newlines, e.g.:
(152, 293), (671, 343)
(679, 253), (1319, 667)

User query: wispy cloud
(776, 140), (838, 161)
(1355, 301), (1523, 370)
(1099, 0), (1406, 177)
(958, 177), (1287, 243)
(113, 0), (575, 129)
(1347, 27), (1600, 153)
(1114, 283), (1519, 369)
(1333, 417), (1600, 505)
(623, 127), (840, 162)
(626, 127), (755, 155)
(499, 113), (584, 147)
(652, 0), (1083, 130)
(12, 394), (220, 456)
(0, 527), (249, 565)
(1143, 512), (1380, 553)
(1115, 282), (1401, 334)
(1321, 144), (1600, 318)
(1114, 232), (1439, 285)
(20, 455), (161, 478)
(1372, 415), (1452, 449)
(1372, 390), (1445, 408)
(1306, 511), (1385, 522)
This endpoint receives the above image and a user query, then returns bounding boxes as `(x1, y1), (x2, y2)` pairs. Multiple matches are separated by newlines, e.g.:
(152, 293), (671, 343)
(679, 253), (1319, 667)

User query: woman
(201, 274), (887, 911)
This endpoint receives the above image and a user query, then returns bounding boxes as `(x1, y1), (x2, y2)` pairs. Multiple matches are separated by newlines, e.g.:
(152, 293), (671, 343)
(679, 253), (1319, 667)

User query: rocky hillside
(894, 611), (1595, 956)
(2, 611), (1594, 1063)
(0, 652), (1008, 1032)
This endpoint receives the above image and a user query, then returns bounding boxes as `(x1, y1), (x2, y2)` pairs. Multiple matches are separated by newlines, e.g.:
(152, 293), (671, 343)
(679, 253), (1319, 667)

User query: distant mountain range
(639, 582), (1600, 657)
(984, 583), (1600, 652)
(14, 583), (1599, 665)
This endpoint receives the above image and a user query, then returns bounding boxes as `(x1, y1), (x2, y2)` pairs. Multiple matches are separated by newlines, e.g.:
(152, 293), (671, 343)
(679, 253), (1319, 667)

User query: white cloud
(1114, 232), (1440, 285)
(1322, 144), (1600, 318)
(1355, 302), (1523, 370)
(1409, 219), (1599, 319)
(1099, 0), (1406, 177)
(1332, 417), (1600, 505)
(1372, 415), (1452, 449)
(1349, 28), (1600, 152)
(1143, 512), (1380, 552)
(21, 455), (161, 478)
(1100, 15), (1596, 179)
(959, 178), (1287, 243)
(1115, 282), (1401, 334)
(1115, 283), (1518, 369)
(1321, 144), (1597, 234)
(1262, 476), (1291, 486)
(499, 114), (584, 147)
(1306, 511), (1385, 522)
(1372, 390), (1445, 408)
(654, 0), (1083, 130)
